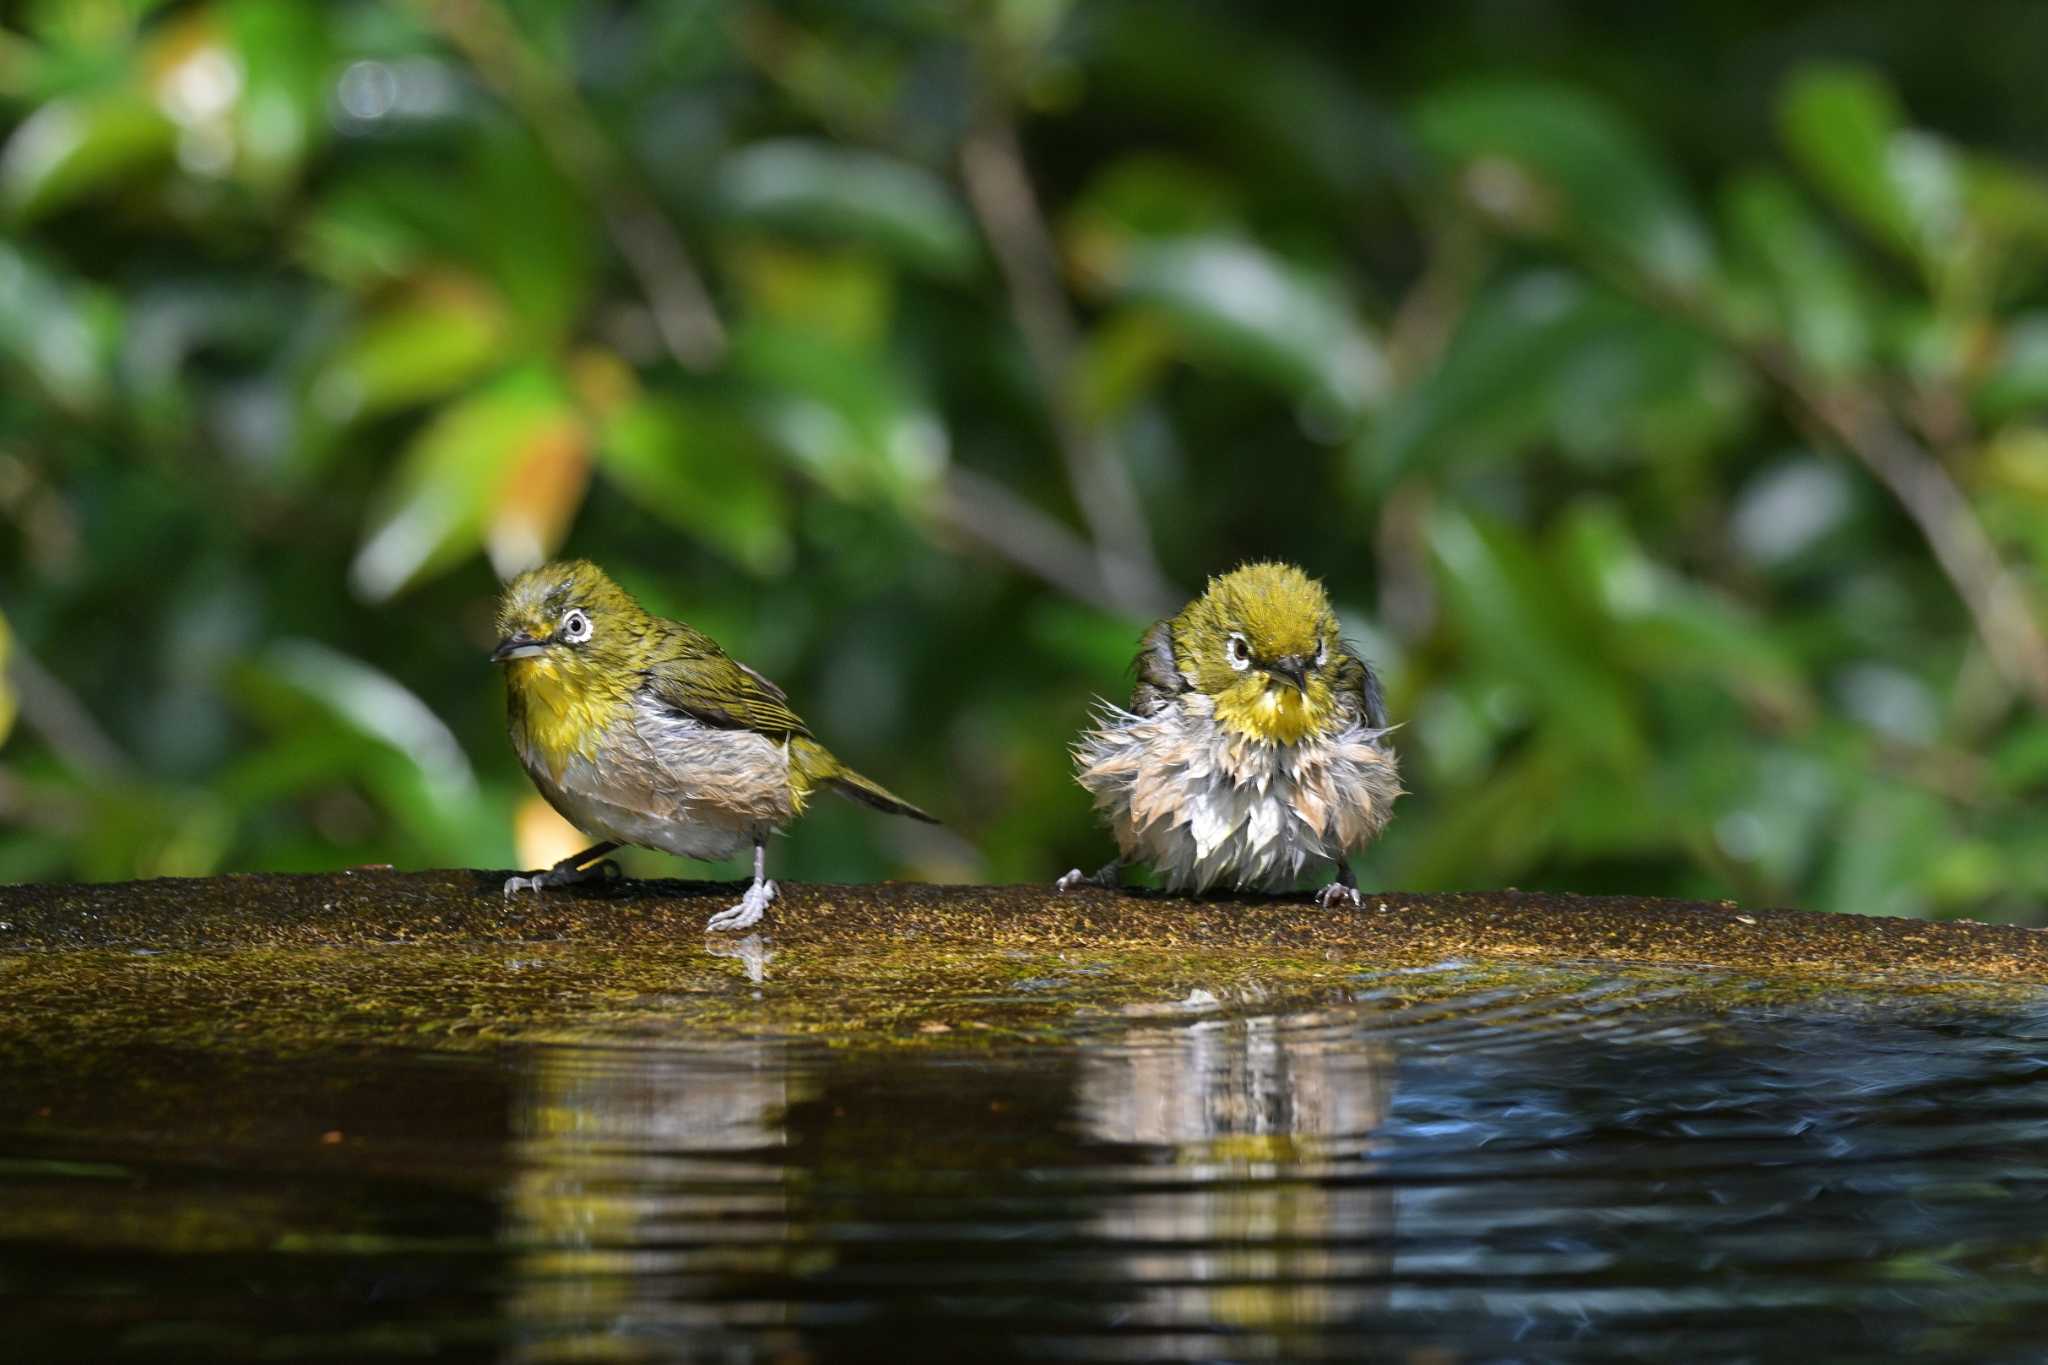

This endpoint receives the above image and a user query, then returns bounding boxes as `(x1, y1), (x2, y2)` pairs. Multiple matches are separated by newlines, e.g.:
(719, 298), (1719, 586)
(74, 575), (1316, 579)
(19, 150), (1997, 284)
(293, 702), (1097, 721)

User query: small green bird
(491, 560), (936, 931)
(1061, 562), (1400, 904)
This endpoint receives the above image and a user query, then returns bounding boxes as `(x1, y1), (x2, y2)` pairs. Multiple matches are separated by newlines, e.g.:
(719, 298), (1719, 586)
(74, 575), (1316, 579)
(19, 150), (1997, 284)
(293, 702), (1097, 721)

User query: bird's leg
(1055, 857), (1124, 893)
(504, 841), (622, 898)
(706, 838), (779, 933)
(1317, 857), (1363, 908)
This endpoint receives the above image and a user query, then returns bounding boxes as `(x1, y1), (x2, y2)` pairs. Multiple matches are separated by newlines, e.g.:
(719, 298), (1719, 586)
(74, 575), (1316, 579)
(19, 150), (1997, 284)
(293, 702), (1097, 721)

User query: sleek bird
(492, 560), (935, 931)
(1061, 562), (1400, 904)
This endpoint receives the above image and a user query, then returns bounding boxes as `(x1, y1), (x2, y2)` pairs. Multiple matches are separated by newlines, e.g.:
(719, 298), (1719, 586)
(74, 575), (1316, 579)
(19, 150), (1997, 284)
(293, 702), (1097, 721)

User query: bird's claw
(502, 857), (621, 899)
(1317, 881), (1364, 908)
(1056, 859), (1121, 893)
(706, 878), (778, 933)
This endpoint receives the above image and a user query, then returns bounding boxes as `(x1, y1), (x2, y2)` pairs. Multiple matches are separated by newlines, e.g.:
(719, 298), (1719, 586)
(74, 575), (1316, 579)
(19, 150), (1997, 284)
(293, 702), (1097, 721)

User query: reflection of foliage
(4, 3), (2048, 919)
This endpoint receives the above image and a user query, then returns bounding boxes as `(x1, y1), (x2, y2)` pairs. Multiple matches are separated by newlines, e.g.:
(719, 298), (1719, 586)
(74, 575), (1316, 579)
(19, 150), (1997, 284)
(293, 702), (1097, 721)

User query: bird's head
(492, 559), (647, 689)
(1173, 562), (1343, 744)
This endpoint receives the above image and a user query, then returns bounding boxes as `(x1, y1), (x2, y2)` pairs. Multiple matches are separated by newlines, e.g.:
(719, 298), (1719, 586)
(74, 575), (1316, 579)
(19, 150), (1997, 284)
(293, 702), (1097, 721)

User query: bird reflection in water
(501, 1037), (805, 1360)
(1076, 997), (1394, 1342)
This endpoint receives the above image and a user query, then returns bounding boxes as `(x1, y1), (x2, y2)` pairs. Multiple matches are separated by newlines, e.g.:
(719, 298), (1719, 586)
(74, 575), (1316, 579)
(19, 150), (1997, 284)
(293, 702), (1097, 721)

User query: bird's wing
(1332, 643), (1388, 730)
(1128, 618), (1187, 716)
(640, 631), (814, 739)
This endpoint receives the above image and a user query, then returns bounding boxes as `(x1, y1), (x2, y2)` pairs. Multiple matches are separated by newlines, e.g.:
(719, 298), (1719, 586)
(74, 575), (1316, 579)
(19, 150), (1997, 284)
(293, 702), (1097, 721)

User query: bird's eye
(1315, 639), (1328, 668)
(1227, 634), (1251, 670)
(560, 609), (592, 643)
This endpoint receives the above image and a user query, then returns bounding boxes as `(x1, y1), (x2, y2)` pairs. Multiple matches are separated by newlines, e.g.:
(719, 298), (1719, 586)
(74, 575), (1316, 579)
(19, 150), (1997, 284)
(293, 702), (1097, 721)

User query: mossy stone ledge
(1, 869), (2043, 983)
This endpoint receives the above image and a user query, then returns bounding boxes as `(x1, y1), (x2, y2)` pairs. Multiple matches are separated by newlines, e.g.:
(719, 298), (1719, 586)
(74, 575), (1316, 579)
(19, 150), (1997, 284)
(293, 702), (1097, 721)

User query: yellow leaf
(486, 413), (591, 581)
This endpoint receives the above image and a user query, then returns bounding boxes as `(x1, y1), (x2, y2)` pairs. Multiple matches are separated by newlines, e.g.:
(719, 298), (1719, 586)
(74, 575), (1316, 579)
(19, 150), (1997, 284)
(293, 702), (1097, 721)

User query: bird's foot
(706, 878), (778, 933)
(502, 858), (621, 898)
(1317, 880), (1364, 909)
(1055, 859), (1122, 893)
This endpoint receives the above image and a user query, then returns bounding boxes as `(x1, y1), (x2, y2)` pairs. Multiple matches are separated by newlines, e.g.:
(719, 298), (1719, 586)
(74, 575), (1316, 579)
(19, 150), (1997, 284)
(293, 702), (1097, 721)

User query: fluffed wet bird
(1061, 562), (1400, 904)
(492, 560), (936, 931)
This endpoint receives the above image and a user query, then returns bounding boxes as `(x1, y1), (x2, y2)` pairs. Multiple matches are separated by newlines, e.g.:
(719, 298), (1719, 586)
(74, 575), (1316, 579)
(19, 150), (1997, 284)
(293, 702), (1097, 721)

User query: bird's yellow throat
(1212, 677), (1333, 745)
(505, 656), (631, 777)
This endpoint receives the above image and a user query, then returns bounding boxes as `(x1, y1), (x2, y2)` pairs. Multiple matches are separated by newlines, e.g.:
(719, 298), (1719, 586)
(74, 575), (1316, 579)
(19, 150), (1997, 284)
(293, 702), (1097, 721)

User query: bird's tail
(830, 767), (940, 823)
(792, 738), (939, 823)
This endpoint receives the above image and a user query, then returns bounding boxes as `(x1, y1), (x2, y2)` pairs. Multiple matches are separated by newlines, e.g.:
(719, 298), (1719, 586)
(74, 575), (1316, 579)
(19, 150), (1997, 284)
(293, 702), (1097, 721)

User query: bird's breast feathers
(1073, 693), (1400, 892)
(508, 677), (798, 860)
(504, 656), (631, 778)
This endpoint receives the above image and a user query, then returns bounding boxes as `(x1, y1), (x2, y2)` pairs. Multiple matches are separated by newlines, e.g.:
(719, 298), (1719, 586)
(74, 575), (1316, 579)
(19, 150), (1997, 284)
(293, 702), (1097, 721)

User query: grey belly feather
(1073, 694), (1400, 893)
(514, 693), (795, 862)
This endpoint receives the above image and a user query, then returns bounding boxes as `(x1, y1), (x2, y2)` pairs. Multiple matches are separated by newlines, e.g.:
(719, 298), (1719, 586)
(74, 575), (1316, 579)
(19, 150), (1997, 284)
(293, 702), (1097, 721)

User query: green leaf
(598, 393), (793, 575)
(1414, 79), (1713, 290)
(714, 140), (979, 279)
(1961, 154), (2048, 266)
(297, 168), (448, 287)
(0, 86), (173, 222)
(1101, 234), (1387, 427)
(222, 0), (330, 198)
(467, 129), (594, 341)
(1426, 505), (1645, 772)
(1066, 155), (1241, 242)
(1401, 738), (1573, 887)
(255, 639), (476, 805)
(349, 366), (582, 601)
(226, 641), (495, 860)
(723, 241), (894, 349)
(1722, 171), (1878, 378)
(733, 322), (947, 507)
(1976, 429), (2048, 572)
(1974, 314), (2048, 421)
(0, 242), (119, 414)
(1990, 720), (2048, 795)
(1554, 503), (1812, 721)
(1779, 64), (1964, 289)
(1361, 271), (1748, 488)
(1073, 311), (1176, 423)
(299, 132), (592, 342)
(308, 275), (509, 425)
(1085, 2), (1404, 206)
(1819, 780), (1949, 918)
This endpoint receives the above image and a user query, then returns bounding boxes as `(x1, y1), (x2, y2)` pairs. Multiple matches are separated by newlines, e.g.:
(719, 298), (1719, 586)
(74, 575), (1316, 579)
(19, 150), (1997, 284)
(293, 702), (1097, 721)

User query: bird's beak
(491, 633), (547, 663)
(1267, 657), (1309, 693)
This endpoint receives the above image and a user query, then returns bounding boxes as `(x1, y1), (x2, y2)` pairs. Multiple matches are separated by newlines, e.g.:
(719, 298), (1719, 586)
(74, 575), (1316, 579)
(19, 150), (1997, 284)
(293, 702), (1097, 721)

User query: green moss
(0, 938), (2035, 1066)
(2, 871), (2044, 1061)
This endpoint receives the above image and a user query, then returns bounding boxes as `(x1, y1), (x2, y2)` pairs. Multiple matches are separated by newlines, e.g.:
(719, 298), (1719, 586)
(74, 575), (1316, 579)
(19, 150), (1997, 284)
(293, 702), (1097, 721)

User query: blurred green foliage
(5, 0), (2048, 920)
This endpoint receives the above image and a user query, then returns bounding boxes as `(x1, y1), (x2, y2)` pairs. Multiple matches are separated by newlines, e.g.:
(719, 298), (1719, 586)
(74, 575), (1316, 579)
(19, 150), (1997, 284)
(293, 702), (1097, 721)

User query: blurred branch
(937, 468), (1174, 618)
(1792, 377), (2048, 711)
(959, 116), (1177, 616)
(1579, 254), (2048, 714)
(1385, 216), (1487, 387)
(415, 0), (727, 370)
(0, 766), (85, 834)
(7, 642), (132, 780)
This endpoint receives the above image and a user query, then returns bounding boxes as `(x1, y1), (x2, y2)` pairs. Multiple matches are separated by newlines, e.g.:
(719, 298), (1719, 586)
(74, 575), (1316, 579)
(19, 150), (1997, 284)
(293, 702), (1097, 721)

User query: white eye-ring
(560, 609), (592, 643)
(1227, 633), (1252, 671)
(1315, 638), (1328, 668)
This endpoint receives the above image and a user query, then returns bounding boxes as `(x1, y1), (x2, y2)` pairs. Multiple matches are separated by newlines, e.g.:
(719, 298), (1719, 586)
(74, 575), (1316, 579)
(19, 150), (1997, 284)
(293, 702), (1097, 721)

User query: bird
(1060, 562), (1400, 905)
(490, 559), (936, 931)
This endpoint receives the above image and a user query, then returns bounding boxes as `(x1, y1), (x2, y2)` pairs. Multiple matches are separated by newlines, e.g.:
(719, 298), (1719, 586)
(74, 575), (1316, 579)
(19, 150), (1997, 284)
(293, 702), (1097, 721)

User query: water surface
(3, 947), (2046, 1361)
